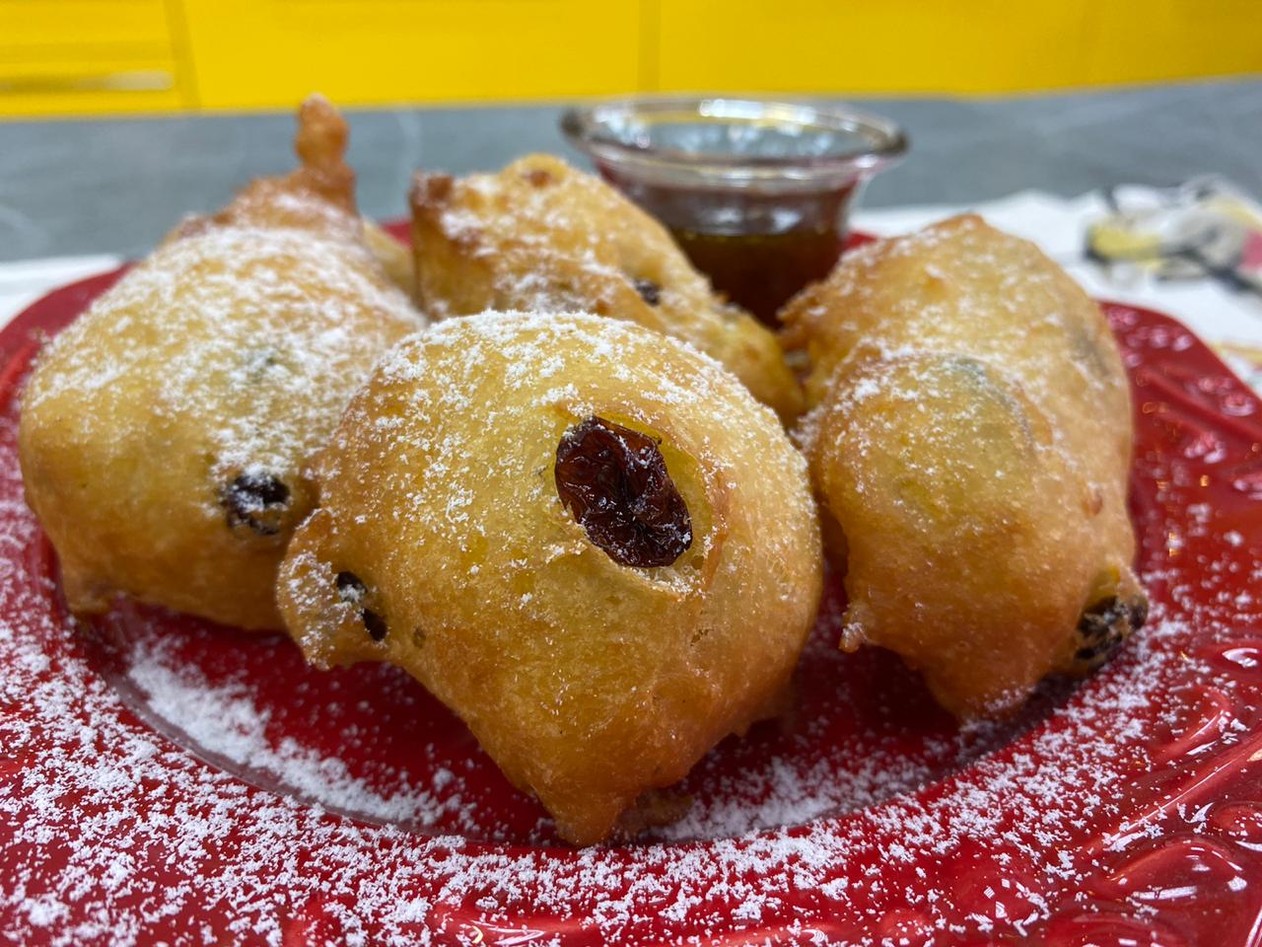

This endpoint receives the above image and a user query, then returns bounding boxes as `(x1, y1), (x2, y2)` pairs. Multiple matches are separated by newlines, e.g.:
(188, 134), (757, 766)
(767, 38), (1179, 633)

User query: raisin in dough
(18, 96), (424, 629)
(782, 215), (1147, 718)
(410, 153), (804, 421)
(277, 311), (823, 844)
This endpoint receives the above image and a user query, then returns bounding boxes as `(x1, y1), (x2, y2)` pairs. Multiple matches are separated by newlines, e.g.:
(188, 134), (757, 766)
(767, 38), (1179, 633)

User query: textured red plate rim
(3, 264), (1262, 946)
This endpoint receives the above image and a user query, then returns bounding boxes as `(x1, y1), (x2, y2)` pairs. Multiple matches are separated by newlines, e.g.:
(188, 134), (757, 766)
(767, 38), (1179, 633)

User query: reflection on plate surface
(3, 271), (1262, 945)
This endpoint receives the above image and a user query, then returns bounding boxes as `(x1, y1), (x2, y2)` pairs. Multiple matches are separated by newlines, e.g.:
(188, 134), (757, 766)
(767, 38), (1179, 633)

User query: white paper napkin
(0, 255), (122, 330)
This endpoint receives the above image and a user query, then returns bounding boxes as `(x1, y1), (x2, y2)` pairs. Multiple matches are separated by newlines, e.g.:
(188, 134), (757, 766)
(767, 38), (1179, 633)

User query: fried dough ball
(782, 215), (1146, 718)
(277, 312), (823, 844)
(18, 96), (424, 630)
(409, 153), (803, 421)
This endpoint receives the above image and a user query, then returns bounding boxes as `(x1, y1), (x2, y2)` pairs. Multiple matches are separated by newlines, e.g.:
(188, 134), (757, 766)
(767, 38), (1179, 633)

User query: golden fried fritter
(19, 95), (424, 630)
(783, 215), (1146, 718)
(277, 311), (823, 844)
(409, 154), (803, 420)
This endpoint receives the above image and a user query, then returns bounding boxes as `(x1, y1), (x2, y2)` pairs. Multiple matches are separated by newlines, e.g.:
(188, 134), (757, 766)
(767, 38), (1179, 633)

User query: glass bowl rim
(560, 95), (909, 179)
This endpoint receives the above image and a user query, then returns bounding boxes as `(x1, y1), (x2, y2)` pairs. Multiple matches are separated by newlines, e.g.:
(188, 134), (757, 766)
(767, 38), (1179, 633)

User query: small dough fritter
(781, 215), (1146, 718)
(409, 153), (803, 420)
(277, 312), (823, 844)
(19, 96), (424, 630)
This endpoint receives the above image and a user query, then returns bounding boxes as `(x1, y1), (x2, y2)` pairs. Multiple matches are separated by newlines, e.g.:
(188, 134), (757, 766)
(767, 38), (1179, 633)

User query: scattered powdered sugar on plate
(118, 633), (476, 832)
(4, 284), (1262, 945)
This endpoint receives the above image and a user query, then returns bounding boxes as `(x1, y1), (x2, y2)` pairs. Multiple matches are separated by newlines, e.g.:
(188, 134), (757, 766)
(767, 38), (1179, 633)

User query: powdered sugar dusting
(411, 155), (801, 417)
(4, 296), (1262, 944)
(23, 225), (423, 488)
(121, 634), (476, 831)
(325, 309), (814, 609)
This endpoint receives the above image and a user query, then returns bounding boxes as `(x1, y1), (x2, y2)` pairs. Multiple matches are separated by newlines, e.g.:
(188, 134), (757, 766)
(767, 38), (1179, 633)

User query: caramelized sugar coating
(783, 215), (1146, 718)
(409, 153), (803, 420)
(18, 96), (424, 630)
(277, 312), (823, 844)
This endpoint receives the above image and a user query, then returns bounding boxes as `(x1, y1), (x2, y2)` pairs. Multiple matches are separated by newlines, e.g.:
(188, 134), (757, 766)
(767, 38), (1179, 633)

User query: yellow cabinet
(1083, 0), (1262, 86)
(179, 0), (647, 109)
(0, 0), (1258, 116)
(655, 0), (1262, 94)
(0, 0), (190, 115)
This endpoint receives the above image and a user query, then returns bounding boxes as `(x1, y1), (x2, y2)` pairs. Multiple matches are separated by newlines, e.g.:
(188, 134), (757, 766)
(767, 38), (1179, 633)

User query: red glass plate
(3, 265), (1262, 947)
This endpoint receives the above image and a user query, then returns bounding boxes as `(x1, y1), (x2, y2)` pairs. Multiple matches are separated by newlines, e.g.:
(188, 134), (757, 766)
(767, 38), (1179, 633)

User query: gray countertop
(0, 78), (1258, 263)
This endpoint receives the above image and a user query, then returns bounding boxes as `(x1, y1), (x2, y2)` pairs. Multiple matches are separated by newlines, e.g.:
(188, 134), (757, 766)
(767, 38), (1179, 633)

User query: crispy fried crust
(18, 96), (423, 630)
(277, 312), (822, 843)
(785, 215), (1146, 718)
(409, 154), (803, 421)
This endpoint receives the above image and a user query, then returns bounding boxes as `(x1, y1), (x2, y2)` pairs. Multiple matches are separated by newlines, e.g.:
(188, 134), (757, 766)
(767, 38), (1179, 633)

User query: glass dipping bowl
(561, 96), (907, 324)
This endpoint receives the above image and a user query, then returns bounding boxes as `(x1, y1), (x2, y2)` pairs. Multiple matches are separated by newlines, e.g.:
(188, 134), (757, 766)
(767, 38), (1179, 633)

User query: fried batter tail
(291, 93), (356, 213)
(291, 95), (417, 297)
(162, 94), (418, 296)
(165, 94), (361, 244)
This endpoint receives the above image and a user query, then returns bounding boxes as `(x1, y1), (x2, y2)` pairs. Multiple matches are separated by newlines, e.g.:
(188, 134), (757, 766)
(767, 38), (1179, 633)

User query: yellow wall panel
(656, 0), (1099, 94)
(655, 0), (1261, 94)
(0, 0), (1258, 115)
(0, 0), (172, 50)
(180, 0), (646, 109)
(1084, 0), (1262, 86)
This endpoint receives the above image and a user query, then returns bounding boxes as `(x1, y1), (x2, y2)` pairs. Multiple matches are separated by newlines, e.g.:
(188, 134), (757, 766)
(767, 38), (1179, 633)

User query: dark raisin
(555, 416), (692, 568)
(221, 471), (290, 535)
(362, 609), (388, 642)
(632, 277), (662, 306)
(1129, 596), (1150, 630)
(335, 571), (366, 602)
(242, 348), (281, 382)
(522, 168), (554, 187)
(334, 571), (388, 642)
(1074, 594), (1149, 667)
